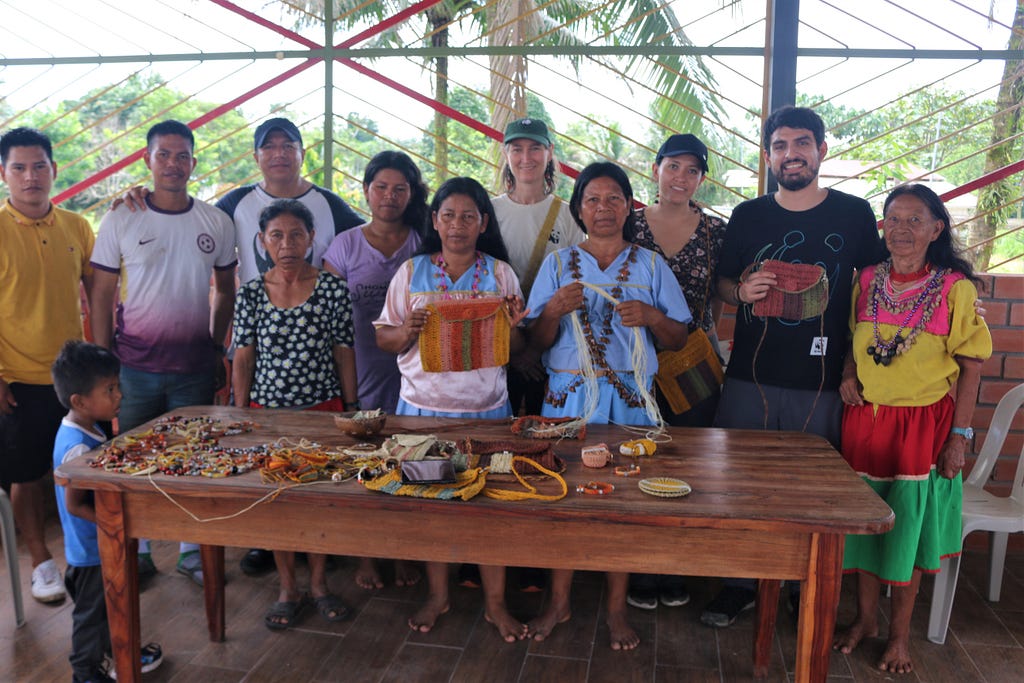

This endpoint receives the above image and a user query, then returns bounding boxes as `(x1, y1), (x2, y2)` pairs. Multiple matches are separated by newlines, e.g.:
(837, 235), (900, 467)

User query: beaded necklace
(545, 244), (644, 408)
(867, 260), (947, 366)
(434, 251), (486, 299)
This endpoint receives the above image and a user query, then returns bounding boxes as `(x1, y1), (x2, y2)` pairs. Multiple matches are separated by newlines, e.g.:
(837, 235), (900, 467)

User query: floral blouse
(233, 271), (354, 408)
(632, 203), (726, 333)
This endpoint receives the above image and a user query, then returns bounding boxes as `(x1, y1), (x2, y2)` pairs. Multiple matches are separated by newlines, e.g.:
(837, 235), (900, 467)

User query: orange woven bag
(419, 297), (511, 372)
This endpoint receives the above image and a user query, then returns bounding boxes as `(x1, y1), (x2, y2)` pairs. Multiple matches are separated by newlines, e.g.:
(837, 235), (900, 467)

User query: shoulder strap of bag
(521, 196), (562, 296)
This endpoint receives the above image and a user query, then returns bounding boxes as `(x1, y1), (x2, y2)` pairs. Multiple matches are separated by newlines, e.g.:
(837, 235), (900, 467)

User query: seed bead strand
(434, 251), (486, 299)
(867, 260), (947, 366)
(546, 245), (644, 408)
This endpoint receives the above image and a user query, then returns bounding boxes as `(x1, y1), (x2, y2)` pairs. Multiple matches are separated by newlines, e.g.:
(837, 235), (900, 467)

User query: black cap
(254, 118), (303, 150)
(655, 134), (709, 172)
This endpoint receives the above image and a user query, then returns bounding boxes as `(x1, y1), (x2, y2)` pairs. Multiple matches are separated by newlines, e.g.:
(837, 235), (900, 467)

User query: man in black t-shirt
(701, 106), (881, 628)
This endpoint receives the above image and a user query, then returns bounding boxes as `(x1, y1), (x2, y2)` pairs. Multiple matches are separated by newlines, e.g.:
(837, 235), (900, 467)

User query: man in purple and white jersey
(89, 120), (237, 585)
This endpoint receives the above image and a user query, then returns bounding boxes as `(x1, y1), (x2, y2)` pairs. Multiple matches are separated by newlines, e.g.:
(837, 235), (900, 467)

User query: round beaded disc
(638, 477), (691, 498)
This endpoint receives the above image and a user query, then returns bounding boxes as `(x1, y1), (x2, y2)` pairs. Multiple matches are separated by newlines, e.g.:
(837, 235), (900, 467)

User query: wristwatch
(950, 426), (974, 440)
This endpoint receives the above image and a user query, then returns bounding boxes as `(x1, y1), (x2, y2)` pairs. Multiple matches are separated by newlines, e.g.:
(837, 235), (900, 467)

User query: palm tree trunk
(969, 1), (1023, 270)
(428, 6), (451, 182)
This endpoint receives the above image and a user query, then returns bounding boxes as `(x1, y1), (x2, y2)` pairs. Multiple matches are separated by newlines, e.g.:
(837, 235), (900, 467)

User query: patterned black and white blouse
(233, 271), (354, 408)
(632, 203), (726, 333)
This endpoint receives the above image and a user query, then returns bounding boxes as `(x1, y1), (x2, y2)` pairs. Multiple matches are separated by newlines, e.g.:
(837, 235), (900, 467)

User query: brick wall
(965, 273), (1024, 550)
(716, 273), (1024, 551)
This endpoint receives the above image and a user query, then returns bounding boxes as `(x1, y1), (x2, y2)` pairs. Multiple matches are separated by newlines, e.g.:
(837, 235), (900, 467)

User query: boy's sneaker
(700, 586), (756, 628)
(31, 558), (66, 603)
(659, 583), (691, 608)
(176, 551), (203, 586)
(626, 587), (658, 610)
(99, 642), (163, 680)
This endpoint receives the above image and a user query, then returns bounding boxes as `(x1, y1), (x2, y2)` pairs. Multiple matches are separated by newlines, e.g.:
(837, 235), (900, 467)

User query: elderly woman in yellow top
(833, 184), (991, 675)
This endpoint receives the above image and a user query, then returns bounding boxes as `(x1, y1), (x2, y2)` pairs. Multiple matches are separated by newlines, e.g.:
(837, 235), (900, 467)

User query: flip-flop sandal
(314, 594), (350, 623)
(264, 598), (305, 630)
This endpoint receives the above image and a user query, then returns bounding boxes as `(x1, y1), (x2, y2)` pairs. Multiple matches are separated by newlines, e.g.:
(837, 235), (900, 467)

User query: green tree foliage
(803, 89), (996, 194)
(16, 74), (252, 225)
(420, 86), (495, 191)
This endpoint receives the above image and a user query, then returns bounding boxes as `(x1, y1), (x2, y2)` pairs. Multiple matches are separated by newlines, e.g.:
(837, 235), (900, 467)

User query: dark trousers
(65, 564), (110, 682)
(507, 367), (545, 417)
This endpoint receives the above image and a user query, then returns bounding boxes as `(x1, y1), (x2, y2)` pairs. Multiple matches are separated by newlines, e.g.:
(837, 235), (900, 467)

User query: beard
(773, 160), (819, 191)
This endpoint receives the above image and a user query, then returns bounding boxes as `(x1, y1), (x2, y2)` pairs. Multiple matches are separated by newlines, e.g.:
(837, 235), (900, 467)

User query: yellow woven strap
(521, 196), (562, 296)
(483, 456), (567, 501)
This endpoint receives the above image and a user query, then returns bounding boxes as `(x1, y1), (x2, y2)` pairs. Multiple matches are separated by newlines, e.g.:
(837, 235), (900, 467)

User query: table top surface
(56, 406), (894, 536)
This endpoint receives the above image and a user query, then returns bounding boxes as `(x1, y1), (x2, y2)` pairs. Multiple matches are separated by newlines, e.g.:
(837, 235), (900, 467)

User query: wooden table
(55, 406), (893, 682)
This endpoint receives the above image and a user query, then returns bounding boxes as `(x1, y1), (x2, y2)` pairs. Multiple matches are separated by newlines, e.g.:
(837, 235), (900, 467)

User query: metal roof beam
(4, 46), (1023, 67)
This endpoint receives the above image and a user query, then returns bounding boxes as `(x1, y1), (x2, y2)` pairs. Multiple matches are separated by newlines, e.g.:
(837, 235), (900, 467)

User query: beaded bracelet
(614, 465), (640, 477)
(576, 481), (615, 495)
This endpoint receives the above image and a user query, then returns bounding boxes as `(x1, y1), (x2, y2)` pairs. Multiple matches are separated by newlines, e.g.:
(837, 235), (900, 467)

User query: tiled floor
(1, 519), (1022, 682)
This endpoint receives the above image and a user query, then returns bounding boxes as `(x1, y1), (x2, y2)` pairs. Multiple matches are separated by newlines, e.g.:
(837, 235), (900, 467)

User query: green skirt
(843, 473), (962, 585)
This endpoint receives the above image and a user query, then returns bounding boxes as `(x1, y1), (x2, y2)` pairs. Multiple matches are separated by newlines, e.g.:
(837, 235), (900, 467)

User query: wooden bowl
(333, 412), (386, 438)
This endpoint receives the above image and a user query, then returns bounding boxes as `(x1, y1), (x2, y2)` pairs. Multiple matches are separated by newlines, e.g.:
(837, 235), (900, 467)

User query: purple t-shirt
(322, 226), (420, 412)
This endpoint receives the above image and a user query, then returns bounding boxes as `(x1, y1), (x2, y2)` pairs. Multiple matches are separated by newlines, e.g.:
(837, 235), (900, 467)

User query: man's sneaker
(240, 548), (275, 576)
(626, 587), (658, 610)
(31, 558), (66, 603)
(659, 583), (691, 608)
(700, 586), (756, 627)
(99, 642), (163, 680)
(176, 551), (203, 587)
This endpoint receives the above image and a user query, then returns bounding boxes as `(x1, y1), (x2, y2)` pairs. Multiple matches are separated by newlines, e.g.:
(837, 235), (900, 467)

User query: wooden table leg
(753, 579), (781, 678)
(200, 544), (225, 642)
(794, 533), (844, 683)
(95, 490), (141, 683)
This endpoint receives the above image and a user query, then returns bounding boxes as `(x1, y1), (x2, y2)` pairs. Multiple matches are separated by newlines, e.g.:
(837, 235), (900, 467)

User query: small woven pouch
(654, 328), (724, 414)
(741, 259), (829, 320)
(420, 297), (510, 372)
(462, 438), (565, 474)
(510, 415), (587, 440)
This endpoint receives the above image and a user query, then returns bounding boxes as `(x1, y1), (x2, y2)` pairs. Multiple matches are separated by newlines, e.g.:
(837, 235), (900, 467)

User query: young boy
(51, 340), (163, 683)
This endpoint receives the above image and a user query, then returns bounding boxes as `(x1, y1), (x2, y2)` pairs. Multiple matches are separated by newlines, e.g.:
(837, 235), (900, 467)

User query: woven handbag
(420, 297), (511, 372)
(654, 328), (724, 414)
(743, 260), (829, 320)
(361, 466), (486, 501)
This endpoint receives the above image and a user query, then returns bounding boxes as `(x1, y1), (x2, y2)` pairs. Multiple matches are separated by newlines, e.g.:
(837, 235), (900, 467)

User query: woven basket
(333, 412), (386, 437)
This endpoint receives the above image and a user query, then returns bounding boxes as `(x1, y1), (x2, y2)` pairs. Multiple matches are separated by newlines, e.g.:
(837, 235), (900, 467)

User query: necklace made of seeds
(435, 251), (486, 299)
(867, 260), (947, 366)
(545, 244), (643, 408)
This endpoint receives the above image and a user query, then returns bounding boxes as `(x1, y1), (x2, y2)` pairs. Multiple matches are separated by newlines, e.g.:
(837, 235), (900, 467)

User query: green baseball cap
(503, 118), (552, 146)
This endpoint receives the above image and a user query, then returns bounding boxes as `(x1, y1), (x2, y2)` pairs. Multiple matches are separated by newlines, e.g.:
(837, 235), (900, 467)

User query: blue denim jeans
(118, 366), (214, 432)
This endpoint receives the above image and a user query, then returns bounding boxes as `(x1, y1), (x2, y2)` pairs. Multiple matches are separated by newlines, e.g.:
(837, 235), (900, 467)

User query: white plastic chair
(0, 488), (26, 627)
(927, 382), (1024, 644)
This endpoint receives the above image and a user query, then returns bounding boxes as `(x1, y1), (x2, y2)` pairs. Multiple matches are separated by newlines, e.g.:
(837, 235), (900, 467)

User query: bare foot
(878, 635), (913, 674)
(484, 602), (528, 642)
(355, 558), (384, 590)
(528, 603), (571, 642)
(607, 609), (640, 651)
(408, 597), (449, 633)
(394, 560), (421, 587)
(832, 618), (879, 654)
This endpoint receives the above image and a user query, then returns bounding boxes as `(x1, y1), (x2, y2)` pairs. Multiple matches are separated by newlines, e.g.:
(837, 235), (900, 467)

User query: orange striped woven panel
(420, 297), (510, 373)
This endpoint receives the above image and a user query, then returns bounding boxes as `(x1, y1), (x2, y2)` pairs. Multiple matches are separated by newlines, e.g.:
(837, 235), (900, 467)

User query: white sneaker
(31, 558), (66, 603)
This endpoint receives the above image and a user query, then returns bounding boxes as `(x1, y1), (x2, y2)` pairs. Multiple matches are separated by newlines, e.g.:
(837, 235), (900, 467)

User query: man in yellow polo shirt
(0, 127), (94, 603)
